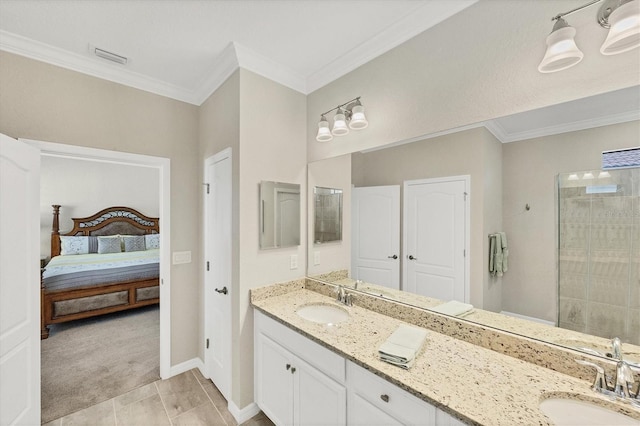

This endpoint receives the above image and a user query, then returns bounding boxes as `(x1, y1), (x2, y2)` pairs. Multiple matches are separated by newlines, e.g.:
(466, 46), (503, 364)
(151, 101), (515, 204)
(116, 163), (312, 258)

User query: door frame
(203, 148), (232, 400)
(402, 175), (470, 303)
(22, 138), (172, 378)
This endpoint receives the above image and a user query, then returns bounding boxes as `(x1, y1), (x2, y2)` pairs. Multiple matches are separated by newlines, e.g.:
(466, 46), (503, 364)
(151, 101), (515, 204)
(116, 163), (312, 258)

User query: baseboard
(229, 400), (261, 424)
(500, 311), (555, 326)
(169, 357), (205, 377)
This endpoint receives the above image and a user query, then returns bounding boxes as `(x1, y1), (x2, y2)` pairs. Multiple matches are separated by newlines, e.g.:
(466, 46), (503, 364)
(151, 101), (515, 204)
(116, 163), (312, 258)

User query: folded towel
(378, 324), (427, 369)
(431, 300), (474, 317)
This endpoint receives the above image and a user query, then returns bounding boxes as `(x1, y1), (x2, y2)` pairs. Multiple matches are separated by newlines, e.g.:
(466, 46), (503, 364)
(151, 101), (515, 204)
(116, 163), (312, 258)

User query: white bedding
(43, 249), (159, 279)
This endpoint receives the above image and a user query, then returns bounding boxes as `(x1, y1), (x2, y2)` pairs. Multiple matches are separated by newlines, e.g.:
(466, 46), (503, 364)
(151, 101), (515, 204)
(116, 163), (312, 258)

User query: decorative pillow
(88, 236), (99, 253)
(97, 236), (122, 254)
(60, 236), (89, 255)
(123, 235), (146, 252)
(145, 234), (160, 250)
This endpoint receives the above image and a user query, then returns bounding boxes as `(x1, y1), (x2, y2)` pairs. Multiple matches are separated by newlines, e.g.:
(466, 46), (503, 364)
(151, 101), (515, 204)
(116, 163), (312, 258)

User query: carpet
(41, 305), (160, 423)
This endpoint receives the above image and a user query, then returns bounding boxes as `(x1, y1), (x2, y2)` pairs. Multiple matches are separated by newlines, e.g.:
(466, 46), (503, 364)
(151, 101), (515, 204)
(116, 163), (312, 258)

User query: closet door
(351, 185), (400, 289)
(403, 177), (468, 302)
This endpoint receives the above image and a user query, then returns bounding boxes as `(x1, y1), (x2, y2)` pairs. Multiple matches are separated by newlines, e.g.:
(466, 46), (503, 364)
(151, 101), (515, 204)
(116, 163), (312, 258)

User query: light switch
(314, 251), (320, 266)
(290, 254), (298, 270)
(173, 251), (192, 264)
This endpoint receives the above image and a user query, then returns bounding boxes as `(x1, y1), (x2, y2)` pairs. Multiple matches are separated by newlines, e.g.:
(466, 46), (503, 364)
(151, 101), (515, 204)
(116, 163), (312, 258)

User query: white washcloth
(431, 300), (474, 317)
(378, 324), (427, 369)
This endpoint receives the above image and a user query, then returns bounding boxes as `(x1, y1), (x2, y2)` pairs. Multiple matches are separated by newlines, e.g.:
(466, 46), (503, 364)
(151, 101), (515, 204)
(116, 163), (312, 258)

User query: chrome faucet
(576, 337), (640, 403)
(335, 285), (353, 306)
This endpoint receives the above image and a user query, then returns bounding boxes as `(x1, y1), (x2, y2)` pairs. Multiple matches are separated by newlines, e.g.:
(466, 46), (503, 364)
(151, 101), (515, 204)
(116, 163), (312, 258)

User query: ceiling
(0, 0), (638, 143)
(0, 0), (476, 105)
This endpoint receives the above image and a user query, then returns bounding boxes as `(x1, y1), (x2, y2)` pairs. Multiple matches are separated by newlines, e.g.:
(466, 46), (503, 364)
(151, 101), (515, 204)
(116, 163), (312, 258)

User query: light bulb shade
(600, 0), (640, 55)
(538, 21), (584, 73)
(332, 110), (350, 136)
(349, 104), (368, 129)
(316, 117), (333, 142)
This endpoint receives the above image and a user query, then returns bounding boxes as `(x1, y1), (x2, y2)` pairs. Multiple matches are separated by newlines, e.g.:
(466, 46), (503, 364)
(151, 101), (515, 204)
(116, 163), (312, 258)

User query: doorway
(23, 138), (172, 376)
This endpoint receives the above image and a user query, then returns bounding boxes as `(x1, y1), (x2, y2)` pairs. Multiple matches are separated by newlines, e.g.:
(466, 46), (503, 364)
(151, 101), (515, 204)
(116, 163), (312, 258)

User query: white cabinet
(254, 310), (468, 426)
(255, 311), (346, 426)
(347, 361), (436, 425)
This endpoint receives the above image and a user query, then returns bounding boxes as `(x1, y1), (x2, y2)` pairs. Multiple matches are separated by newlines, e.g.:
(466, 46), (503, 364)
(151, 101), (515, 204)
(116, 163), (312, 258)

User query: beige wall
(307, 0), (639, 162)
(351, 127), (502, 310)
(0, 51), (200, 365)
(502, 120), (640, 322)
(39, 156), (159, 256)
(307, 154), (352, 277)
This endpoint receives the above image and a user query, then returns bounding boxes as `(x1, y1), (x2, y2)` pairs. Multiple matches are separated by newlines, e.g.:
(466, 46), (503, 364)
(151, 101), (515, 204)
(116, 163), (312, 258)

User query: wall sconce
(316, 97), (368, 142)
(538, 0), (640, 73)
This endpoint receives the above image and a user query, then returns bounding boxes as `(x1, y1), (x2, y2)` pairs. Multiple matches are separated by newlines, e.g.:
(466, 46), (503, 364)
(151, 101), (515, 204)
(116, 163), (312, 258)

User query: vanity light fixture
(315, 97), (368, 142)
(538, 0), (640, 73)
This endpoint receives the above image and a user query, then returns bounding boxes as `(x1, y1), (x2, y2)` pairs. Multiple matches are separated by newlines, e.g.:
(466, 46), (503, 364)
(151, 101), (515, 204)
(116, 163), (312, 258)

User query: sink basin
(296, 303), (350, 325)
(539, 397), (640, 425)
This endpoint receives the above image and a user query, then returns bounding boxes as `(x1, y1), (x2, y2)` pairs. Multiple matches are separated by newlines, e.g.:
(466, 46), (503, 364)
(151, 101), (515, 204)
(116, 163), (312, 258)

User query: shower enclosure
(557, 168), (639, 345)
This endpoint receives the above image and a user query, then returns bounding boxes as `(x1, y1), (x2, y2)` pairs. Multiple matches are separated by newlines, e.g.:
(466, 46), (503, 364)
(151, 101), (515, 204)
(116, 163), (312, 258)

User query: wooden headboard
(51, 205), (160, 257)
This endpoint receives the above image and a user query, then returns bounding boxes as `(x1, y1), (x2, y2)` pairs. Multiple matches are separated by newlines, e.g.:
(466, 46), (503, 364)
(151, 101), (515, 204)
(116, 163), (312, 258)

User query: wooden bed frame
(41, 205), (160, 339)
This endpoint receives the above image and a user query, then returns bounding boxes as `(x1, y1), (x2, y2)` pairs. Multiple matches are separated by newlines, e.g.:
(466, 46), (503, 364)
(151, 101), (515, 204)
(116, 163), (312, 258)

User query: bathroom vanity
(251, 279), (640, 425)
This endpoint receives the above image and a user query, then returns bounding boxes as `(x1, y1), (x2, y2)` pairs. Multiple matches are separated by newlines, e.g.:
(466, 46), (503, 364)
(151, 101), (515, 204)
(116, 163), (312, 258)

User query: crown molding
(0, 30), (201, 105)
(193, 43), (242, 105)
(234, 43), (307, 94)
(493, 110), (640, 143)
(306, 0), (478, 93)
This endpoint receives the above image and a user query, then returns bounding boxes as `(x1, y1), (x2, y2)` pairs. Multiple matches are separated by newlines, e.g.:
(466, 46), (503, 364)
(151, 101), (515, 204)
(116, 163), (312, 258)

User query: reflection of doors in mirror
(404, 176), (469, 303)
(260, 181), (300, 249)
(314, 187), (343, 244)
(351, 185), (400, 289)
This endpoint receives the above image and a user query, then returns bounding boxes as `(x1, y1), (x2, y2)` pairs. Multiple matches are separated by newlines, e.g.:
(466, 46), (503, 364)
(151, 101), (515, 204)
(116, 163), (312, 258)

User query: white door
(204, 149), (232, 401)
(255, 333), (294, 426)
(351, 186), (400, 289)
(403, 177), (468, 302)
(0, 134), (41, 425)
(276, 190), (300, 247)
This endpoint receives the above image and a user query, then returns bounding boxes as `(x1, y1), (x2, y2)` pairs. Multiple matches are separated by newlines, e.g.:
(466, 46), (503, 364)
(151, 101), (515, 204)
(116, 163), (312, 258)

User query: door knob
(387, 255), (398, 259)
(408, 255), (417, 260)
(214, 286), (228, 295)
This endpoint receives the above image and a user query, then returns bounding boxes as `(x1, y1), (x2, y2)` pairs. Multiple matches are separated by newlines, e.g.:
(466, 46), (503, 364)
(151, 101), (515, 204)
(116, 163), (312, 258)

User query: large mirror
(259, 181), (300, 249)
(306, 85), (640, 362)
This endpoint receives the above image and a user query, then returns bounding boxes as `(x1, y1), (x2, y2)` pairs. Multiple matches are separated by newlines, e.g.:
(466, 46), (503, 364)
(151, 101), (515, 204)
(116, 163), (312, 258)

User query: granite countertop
(251, 287), (640, 426)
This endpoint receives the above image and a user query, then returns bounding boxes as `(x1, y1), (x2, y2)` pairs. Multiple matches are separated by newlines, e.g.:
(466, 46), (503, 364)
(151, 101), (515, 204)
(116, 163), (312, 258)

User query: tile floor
(43, 369), (274, 426)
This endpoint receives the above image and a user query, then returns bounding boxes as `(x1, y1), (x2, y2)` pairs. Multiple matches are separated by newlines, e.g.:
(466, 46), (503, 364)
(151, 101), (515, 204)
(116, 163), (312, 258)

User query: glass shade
(316, 117), (333, 142)
(349, 104), (369, 129)
(538, 23), (584, 73)
(332, 110), (349, 136)
(600, 0), (640, 55)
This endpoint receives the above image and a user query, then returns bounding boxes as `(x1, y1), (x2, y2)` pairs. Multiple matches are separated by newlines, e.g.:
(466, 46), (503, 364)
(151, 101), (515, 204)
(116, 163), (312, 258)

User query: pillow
(60, 236), (89, 255)
(145, 234), (160, 250)
(122, 235), (146, 252)
(97, 236), (122, 254)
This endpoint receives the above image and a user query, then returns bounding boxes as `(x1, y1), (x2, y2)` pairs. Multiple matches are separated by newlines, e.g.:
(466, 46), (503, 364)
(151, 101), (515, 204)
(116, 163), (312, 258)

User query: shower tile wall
(314, 193), (342, 243)
(558, 169), (640, 345)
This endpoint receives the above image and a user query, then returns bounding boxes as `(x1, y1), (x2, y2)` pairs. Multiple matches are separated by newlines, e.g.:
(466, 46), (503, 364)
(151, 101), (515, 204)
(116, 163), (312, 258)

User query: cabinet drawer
(255, 310), (346, 383)
(347, 361), (435, 425)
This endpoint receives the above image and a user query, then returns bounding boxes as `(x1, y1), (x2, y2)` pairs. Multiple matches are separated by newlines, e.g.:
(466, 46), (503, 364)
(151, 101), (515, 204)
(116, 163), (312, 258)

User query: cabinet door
(347, 390), (403, 426)
(294, 356), (346, 426)
(436, 409), (467, 426)
(256, 334), (294, 426)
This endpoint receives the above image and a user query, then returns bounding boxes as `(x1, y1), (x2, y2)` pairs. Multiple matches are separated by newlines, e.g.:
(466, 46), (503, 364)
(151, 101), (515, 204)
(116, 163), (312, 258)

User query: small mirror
(259, 181), (300, 249)
(314, 187), (343, 244)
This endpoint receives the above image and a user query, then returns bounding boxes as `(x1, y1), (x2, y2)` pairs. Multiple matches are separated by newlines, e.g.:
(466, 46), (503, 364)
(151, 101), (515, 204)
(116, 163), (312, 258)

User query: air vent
(93, 46), (128, 65)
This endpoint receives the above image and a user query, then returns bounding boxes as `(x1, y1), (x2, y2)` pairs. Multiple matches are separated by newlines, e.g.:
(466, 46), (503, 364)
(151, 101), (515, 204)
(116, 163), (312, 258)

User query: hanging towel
(499, 231), (508, 273)
(493, 233), (504, 277)
(378, 324), (427, 369)
(431, 300), (474, 317)
(488, 234), (497, 275)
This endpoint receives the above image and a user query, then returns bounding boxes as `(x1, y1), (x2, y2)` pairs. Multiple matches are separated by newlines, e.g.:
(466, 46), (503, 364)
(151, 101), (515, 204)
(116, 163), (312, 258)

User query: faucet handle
(576, 359), (607, 392)
(614, 360), (636, 399)
(612, 337), (622, 360)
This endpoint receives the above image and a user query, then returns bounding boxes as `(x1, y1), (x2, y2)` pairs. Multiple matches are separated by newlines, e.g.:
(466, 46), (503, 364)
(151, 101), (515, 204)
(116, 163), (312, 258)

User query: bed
(41, 205), (160, 339)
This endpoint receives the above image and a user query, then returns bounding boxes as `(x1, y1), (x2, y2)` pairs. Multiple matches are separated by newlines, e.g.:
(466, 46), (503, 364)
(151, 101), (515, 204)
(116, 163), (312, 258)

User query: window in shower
(557, 167), (639, 345)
